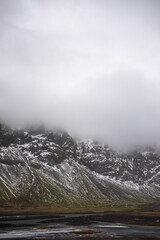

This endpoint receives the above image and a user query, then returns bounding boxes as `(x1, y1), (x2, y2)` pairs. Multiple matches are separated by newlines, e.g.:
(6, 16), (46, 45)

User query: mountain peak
(0, 124), (160, 207)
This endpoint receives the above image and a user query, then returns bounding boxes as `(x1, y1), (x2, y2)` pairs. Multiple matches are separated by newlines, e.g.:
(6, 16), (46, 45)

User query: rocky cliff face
(0, 124), (159, 207)
(77, 140), (160, 193)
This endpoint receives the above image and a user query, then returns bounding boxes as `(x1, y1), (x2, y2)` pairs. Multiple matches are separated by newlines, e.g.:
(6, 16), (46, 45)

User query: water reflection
(0, 213), (160, 239)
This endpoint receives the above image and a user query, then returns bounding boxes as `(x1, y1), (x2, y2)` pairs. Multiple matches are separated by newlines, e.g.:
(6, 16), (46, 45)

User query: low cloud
(0, 0), (160, 149)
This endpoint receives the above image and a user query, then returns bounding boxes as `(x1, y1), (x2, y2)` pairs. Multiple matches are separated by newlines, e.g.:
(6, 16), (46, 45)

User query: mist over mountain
(0, 0), (160, 150)
(0, 123), (160, 209)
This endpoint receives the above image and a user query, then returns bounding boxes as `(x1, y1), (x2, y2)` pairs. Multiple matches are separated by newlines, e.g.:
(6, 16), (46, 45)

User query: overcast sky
(0, 0), (160, 149)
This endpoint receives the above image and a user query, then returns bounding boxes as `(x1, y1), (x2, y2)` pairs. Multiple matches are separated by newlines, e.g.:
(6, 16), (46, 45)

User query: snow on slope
(0, 125), (160, 205)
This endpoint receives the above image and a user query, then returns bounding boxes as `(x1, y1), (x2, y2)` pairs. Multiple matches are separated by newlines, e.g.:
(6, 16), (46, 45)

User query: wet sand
(0, 211), (160, 240)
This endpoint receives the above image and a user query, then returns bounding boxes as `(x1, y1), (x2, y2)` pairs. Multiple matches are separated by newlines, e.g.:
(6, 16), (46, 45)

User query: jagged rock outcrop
(0, 124), (159, 207)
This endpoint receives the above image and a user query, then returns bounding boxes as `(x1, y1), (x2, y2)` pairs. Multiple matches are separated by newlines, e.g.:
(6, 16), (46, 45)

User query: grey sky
(0, 0), (160, 149)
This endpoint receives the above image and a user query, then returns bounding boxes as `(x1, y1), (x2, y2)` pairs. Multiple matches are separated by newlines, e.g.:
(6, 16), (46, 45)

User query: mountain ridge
(0, 124), (159, 209)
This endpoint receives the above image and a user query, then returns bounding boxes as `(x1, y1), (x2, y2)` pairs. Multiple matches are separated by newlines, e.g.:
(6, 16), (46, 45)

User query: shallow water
(0, 213), (160, 239)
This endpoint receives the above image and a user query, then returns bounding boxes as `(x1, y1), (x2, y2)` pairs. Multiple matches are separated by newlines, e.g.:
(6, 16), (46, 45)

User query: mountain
(0, 124), (160, 210)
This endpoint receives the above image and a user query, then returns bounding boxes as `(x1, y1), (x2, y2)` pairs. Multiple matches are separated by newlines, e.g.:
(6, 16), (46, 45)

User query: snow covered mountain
(0, 124), (159, 208)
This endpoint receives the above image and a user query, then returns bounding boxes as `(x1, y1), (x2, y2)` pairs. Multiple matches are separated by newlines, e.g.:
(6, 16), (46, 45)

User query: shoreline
(0, 209), (160, 227)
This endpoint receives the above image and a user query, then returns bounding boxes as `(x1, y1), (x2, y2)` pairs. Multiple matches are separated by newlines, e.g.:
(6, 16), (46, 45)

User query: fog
(0, 0), (160, 149)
